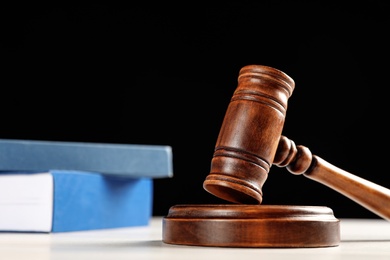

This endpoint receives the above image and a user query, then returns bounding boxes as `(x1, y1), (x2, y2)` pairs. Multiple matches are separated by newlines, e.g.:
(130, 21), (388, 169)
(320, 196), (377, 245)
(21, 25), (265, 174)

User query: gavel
(203, 64), (390, 221)
(163, 64), (390, 248)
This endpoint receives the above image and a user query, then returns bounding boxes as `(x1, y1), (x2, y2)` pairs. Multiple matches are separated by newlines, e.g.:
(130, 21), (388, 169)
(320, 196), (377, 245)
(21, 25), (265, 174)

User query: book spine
(52, 171), (153, 232)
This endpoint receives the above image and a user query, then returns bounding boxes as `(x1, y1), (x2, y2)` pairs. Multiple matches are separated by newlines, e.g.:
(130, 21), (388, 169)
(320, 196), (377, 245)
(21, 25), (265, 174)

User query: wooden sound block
(162, 204), (340, 248)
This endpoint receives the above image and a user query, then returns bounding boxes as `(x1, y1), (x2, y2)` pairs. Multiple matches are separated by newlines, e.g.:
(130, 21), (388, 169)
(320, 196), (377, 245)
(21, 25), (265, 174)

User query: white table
(1, 217), (390, 259)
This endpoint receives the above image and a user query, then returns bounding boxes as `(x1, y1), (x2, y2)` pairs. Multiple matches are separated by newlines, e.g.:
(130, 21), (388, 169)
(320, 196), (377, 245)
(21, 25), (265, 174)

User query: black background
(2, 2), (390, 218)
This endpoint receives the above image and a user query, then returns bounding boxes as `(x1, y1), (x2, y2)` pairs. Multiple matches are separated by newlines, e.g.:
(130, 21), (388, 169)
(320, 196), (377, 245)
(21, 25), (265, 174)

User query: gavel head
(203, 65), (295, 204)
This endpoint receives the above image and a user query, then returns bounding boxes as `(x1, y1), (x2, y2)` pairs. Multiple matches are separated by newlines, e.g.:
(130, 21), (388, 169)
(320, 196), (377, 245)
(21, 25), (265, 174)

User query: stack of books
(0, 139), (173, 233)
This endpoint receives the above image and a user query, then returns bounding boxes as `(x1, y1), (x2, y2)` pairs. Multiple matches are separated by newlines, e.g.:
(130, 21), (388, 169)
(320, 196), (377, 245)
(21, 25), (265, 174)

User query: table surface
(1, 217), (390, 259)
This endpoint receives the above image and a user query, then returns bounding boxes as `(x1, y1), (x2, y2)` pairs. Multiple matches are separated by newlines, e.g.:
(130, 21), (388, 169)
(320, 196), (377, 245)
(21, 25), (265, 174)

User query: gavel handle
(274, 136), (390, 221)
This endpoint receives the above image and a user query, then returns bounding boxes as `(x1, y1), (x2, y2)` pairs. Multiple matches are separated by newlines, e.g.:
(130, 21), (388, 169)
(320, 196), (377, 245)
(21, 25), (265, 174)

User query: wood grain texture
(163, 204), (340, 248)
(274, 135), (390, 221)
(203, 64), (390, 221)
(203, 65), (295, 204)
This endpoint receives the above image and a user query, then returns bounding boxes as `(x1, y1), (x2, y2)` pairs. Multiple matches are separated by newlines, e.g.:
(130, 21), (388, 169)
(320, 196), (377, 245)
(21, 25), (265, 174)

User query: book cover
(0, 170), (153, 232)
(0, 139), (173, 178)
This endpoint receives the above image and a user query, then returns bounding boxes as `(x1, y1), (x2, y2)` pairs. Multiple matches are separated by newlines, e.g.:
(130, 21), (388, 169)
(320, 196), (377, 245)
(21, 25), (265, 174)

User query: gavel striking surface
(162, 204), (340, 248)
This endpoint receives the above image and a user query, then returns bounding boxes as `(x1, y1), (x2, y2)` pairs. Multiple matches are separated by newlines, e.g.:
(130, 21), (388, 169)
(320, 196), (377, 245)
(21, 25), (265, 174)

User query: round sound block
(162, 204), (340, 248)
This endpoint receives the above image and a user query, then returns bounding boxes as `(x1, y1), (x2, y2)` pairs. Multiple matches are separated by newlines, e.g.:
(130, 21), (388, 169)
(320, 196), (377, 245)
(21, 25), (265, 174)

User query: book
(0, 139), (173, 178)
(0, 170), (153, 232)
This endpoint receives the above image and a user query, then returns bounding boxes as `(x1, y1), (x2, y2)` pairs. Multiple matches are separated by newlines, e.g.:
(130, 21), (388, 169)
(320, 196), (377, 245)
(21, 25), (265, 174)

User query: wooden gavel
(203, 64), (390, 221)
(163, 64), (387, 248)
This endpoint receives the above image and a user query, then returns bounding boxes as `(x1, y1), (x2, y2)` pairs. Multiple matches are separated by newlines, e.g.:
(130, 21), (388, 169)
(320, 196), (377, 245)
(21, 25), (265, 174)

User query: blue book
(0, 170), (152, 232)
(0, 139), (173, 178)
